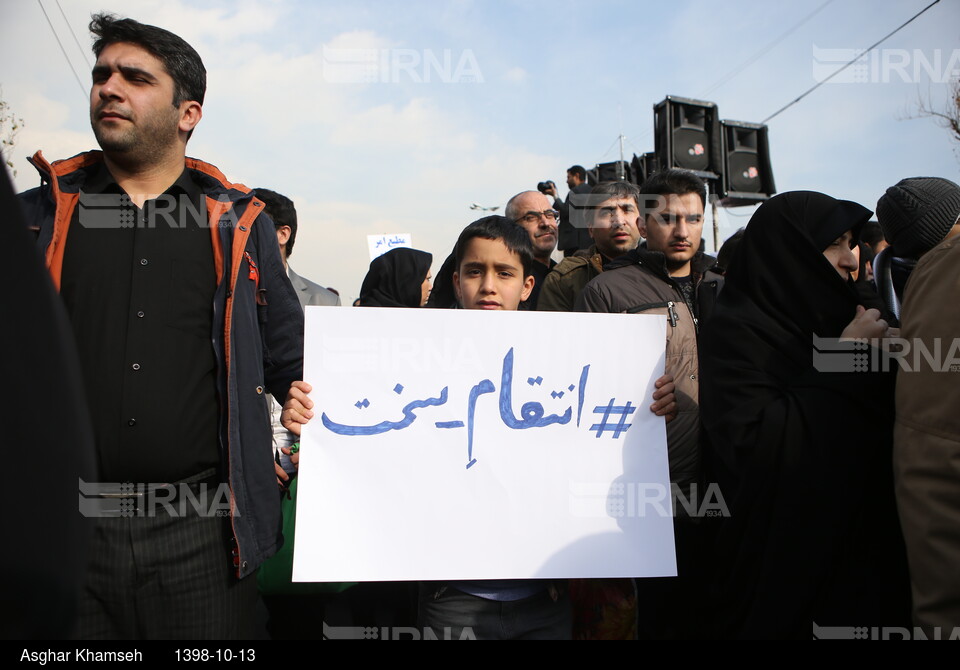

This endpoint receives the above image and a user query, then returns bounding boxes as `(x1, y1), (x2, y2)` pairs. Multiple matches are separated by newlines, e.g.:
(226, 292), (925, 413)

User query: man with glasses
(505, 190), (559, 309)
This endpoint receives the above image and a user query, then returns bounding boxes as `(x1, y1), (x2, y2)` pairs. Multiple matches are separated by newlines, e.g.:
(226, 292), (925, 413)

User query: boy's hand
(650, 373), (677, 424)
(281, 444), (300, 470)
(282, 381), (314, 436)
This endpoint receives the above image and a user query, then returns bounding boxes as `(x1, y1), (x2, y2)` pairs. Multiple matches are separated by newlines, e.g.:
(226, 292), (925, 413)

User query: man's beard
(91, 106), (180, 166)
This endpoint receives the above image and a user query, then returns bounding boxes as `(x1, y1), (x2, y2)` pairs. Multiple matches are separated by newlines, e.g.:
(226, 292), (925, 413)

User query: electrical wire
(55, 0), (92, 69)
(37, 0), (87, 101)
(700, 0), (834, 97)
(762, 0), (942, 123)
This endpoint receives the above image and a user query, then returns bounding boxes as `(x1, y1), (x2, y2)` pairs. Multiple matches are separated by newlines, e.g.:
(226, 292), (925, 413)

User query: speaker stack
(654, 96), (723, 179)
(577, 96), (776, 207)
(718, 119), (775, 205)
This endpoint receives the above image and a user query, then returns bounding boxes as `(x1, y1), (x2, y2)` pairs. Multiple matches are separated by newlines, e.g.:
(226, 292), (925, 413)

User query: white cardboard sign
(293, 307), (676, 582)
(366, 233), (413, 260)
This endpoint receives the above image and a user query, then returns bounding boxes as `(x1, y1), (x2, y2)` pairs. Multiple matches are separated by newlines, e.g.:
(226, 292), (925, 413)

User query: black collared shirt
(61, 163), (219, 482)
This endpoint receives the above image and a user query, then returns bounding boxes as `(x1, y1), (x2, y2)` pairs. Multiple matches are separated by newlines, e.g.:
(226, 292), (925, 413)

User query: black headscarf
(699, 191), (910, 638)
(722, 191), (870, 346)
(358, 248), (432, 308)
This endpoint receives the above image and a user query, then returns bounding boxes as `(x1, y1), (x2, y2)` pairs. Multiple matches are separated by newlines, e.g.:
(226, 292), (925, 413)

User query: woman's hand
(840, 305), (890, 341)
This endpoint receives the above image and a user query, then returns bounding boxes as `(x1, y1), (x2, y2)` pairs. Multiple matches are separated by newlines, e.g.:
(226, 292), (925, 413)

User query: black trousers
(72, 507), (258, 640)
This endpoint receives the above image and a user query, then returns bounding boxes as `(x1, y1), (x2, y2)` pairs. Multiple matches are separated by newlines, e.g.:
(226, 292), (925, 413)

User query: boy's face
(453, 237), (534, 311)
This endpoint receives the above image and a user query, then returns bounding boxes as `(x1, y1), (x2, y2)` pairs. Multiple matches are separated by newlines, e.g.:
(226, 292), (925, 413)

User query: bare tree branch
(0, 87), (26, 177)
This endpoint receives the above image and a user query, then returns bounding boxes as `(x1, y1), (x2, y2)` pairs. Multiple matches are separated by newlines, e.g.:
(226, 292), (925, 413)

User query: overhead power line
(55, 0), (92, 69)
(37, 0), (87, 101)
(700, 0), (834, 97)
(762, 0), (942, 124)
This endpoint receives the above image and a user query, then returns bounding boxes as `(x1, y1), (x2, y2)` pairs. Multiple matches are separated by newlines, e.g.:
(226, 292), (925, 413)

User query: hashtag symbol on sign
(589, 399), (636, 438)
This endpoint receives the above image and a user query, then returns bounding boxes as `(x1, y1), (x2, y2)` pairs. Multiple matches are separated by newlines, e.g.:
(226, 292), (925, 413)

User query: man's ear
(520, 274), (535, 302)
(638, 215), (650, 239)
(276, 225), (292, 247)
(452, 271), (463, 305)
(178, 100), (202, 134)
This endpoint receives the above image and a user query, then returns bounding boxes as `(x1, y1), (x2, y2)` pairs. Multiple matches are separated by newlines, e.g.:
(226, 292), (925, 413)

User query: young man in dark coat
(575, 169), (723, 638)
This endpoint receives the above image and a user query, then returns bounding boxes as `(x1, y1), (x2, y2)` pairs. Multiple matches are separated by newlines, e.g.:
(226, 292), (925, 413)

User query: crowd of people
(11, 13), (960, 641)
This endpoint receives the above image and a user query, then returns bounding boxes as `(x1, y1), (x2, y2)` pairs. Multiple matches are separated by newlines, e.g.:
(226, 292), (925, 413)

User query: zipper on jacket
(624, 300), (678, 328)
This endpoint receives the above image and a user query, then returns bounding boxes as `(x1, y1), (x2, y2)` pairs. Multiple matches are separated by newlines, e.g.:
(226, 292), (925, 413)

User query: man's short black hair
(90, 13), (206, 108)
(716, 227), (745, 274)
(585, 181), (641, 225)
(638, 168), (707, 217)
(567, 165), (587, 182)
(860, 220), (886, 250)
(254, 188), (297, 258)
(454, 216), (534, 278)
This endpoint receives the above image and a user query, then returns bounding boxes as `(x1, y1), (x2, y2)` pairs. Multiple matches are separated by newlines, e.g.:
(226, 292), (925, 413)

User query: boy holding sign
(417, 217), (676, 639)
(418, 216), (572, 639)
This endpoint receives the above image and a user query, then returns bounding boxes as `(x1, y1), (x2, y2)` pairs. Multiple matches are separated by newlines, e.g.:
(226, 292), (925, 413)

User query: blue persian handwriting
(499, 348), (589, 429)
(322, 387), (449, 435)
(321, 349), (616, 468)
(465, 379), (495, 469)
(589, 399), (636, 439)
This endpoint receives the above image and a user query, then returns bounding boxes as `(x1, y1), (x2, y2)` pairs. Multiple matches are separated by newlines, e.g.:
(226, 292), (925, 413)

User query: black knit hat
(876, 177), (960, 259)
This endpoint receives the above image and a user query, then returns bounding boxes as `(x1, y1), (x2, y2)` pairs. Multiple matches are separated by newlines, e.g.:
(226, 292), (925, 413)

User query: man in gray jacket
(255, 187), (341, 307)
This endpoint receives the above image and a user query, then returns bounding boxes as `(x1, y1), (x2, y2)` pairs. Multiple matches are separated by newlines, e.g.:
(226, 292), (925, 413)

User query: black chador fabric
(359, 248), (432, 308)
(699, 192), (910, 639)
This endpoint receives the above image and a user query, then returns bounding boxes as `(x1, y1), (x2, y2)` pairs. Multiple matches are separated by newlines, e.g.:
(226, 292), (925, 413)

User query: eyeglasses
(515, 209), (560, 225)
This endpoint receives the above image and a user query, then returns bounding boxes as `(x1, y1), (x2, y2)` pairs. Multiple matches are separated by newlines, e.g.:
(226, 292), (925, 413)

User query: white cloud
(503, 67), (527, 84)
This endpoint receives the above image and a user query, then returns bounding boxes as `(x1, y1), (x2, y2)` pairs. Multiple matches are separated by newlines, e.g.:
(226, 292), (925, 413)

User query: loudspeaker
(630, 152), (659, 185)
(654, 96), (722, 177)
(595, 160), (631, 183)
(587, 161), (631, 186)
(719, 120), (775, 205)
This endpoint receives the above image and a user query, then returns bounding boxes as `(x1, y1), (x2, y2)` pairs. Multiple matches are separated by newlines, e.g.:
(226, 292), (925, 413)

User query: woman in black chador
(699, 191), (911, 639)
(358, 247), (433, 308)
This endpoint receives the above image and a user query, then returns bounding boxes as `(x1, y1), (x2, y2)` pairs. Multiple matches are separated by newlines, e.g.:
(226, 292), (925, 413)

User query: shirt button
(137, 311), (145, 318)
(140, 258), (148, 266)
(132, 363), (141, 371)
(690, 374), (696, 380)
(127, 418), (137, 426)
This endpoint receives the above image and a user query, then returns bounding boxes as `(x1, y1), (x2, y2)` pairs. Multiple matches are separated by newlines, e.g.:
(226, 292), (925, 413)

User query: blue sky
(3, 0), (958, 301)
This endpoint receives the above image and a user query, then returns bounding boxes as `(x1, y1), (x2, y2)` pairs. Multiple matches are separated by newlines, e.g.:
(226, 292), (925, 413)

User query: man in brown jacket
(537, 181), (642, 312)
(575, 169), (722, 638)
(878, 177), (960, 637)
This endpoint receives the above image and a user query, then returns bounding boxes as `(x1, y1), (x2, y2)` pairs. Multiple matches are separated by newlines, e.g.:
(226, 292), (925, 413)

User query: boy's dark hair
(638, 168), (707, 217)
(454, 215), (534, 278)
(254, 188), (297, 258)
(567, 165), (587, 182)
(90, 13), (207, 109)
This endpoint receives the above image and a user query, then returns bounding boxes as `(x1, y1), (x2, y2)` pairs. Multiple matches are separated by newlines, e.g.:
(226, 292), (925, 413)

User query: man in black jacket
(20, 13), (310, 639)
(544, 165), (593, 256)
(576, 169), (723, 638)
